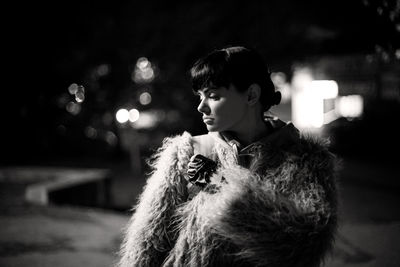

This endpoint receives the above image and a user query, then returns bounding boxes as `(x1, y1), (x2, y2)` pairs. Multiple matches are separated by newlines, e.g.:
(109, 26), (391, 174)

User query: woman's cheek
(212, 98), (226, 112)
(209, 101), (220, 116)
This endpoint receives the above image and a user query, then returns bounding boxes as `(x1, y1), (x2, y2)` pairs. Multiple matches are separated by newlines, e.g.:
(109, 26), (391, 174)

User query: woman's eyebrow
(197, 87), (220, 96)
(197, 88), (210, 95)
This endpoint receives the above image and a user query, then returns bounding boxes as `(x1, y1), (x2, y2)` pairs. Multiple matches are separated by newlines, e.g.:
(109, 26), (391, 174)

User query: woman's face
(196, 84), (248, 132)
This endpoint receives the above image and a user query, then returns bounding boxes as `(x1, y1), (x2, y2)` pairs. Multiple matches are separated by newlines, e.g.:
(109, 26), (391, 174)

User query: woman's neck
(225, 114), (270, 147)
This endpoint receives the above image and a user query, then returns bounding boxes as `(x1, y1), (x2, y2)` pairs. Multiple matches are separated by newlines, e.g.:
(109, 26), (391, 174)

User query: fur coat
(117, 122), (338, 267)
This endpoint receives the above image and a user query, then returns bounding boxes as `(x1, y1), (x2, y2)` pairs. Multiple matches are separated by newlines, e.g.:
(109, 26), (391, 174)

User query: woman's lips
(203, 118), (214, 124)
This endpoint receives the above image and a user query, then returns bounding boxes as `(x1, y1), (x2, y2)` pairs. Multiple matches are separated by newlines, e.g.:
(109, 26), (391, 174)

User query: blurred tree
(362, 0), (400, 60)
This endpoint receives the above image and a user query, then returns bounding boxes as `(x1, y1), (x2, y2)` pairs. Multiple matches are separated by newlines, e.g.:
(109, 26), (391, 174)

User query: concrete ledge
(0, 167), (111, 206)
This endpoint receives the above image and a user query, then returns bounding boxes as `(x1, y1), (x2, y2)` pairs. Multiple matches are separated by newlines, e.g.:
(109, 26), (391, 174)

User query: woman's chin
(205, 124), (220, 132)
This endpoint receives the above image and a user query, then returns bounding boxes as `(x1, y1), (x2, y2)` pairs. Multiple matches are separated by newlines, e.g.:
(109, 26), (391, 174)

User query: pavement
(0, 168), (127, 267)
(0, 157), (399, 267)
(0, 205), (126, 267)
(324, 157), (400, 267)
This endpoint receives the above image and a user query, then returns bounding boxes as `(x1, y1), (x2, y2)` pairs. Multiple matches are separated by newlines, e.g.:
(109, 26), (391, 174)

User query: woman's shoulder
(292, 134), (338, 176)
(158, 131), (194, 152)
(191, 133), (217, 157)
(297, 133), (334, 157)
(164, 131), (217, 159)
(148, 132), (194, 171)
(157, 131), (213, 151)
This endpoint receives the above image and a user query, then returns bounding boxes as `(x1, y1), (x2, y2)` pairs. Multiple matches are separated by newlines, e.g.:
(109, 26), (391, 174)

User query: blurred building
(284, 53), (399, 130)
(284, 52), (400, 162)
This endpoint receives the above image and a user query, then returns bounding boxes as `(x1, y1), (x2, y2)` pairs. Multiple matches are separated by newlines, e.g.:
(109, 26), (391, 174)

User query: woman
(117, 46), (338, 267)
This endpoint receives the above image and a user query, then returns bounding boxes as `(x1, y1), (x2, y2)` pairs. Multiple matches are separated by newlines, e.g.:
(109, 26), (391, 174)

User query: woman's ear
(247, 83), (261, 106)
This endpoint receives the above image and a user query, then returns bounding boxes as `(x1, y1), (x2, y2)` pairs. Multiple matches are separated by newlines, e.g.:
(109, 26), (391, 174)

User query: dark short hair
(190, 46), (281, 111)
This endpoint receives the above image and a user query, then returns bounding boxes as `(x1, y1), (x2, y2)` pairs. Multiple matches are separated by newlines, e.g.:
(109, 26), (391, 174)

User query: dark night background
(3, 0), (399, 165)
(0, 1), (399, 266)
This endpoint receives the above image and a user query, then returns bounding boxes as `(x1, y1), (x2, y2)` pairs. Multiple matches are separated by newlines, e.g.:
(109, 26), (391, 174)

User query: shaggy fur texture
(117, 128), (338, 267)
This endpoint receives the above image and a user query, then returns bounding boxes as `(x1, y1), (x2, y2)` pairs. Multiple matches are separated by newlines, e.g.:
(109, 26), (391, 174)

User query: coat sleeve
(116, 133), (192, 267)
(201, 144), (338, 267)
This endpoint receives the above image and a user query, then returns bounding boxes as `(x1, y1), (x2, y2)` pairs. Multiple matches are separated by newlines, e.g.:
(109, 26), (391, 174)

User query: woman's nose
(197, 99), (210, 114)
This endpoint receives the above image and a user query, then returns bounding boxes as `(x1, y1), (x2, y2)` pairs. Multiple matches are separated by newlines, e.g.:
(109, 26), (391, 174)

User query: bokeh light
(68, 83), (79, 95)
(136, 57), (150, 70)
(66, 102), (81, 115)
(336, 95), (364, 118)
(116, 109), (129, 123)
(75, 92), (85, 103)
(139, 92), (152, 105)
(128, 109), (140, 122)
(84, 126), (97, 139)
(132, 57), (155, 83)
(271, 72), (291, 103)
(75, 85), (85, 103)
(131, 111), (157, 129)
(105, 131), (118, 146)
(96, 64), (110, 77)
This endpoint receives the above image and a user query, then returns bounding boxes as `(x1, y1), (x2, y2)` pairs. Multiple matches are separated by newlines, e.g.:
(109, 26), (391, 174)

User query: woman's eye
(208, 94), (219, 100)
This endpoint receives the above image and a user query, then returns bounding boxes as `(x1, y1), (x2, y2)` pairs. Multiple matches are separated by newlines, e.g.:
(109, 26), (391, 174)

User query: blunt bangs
(189, 46), (278, 110)
(190, 50), (231, 92)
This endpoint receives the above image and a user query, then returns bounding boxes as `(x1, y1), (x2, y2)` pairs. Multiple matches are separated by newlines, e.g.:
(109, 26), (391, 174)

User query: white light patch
(129, 109), (140, 122)
(116, 109), (129, 123)
(335, 95), (363, 118)
(309, 80), (338, 99)
(291, 68), (339, 129)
